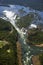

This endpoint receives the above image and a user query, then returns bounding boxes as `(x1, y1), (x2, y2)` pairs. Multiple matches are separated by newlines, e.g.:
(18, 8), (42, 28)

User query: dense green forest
(39, 53), (43, 65)
(0, 18), (18, 65)
(27, 28), (43, 45)
(16, 12), (35, 29)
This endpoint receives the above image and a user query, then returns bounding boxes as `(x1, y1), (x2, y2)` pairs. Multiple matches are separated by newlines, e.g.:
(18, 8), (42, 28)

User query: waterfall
(0, 5), (43, 65)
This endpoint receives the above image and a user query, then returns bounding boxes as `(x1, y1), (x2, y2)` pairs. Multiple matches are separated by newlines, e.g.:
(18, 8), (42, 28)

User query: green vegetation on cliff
(28, 29), (43, 45)
(39, 53), (43, 65)
(16, 13), (35, 29)
(0, 18), (18, 65)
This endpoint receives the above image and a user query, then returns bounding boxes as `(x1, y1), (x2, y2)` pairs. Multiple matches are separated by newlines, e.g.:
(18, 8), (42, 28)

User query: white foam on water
(0, 5), (43, 65)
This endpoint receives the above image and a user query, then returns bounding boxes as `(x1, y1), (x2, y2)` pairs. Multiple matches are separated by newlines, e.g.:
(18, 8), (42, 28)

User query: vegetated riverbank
(32, 53), (43, 65)
(0, 18), (18, 65)
(16, 41), (23, 65)
(27, 28), (43, 47)
(32, 55), (41, 65)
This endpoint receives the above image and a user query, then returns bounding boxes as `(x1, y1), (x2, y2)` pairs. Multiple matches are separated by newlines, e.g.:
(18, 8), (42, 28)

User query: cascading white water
(0, 5), (43, 65)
